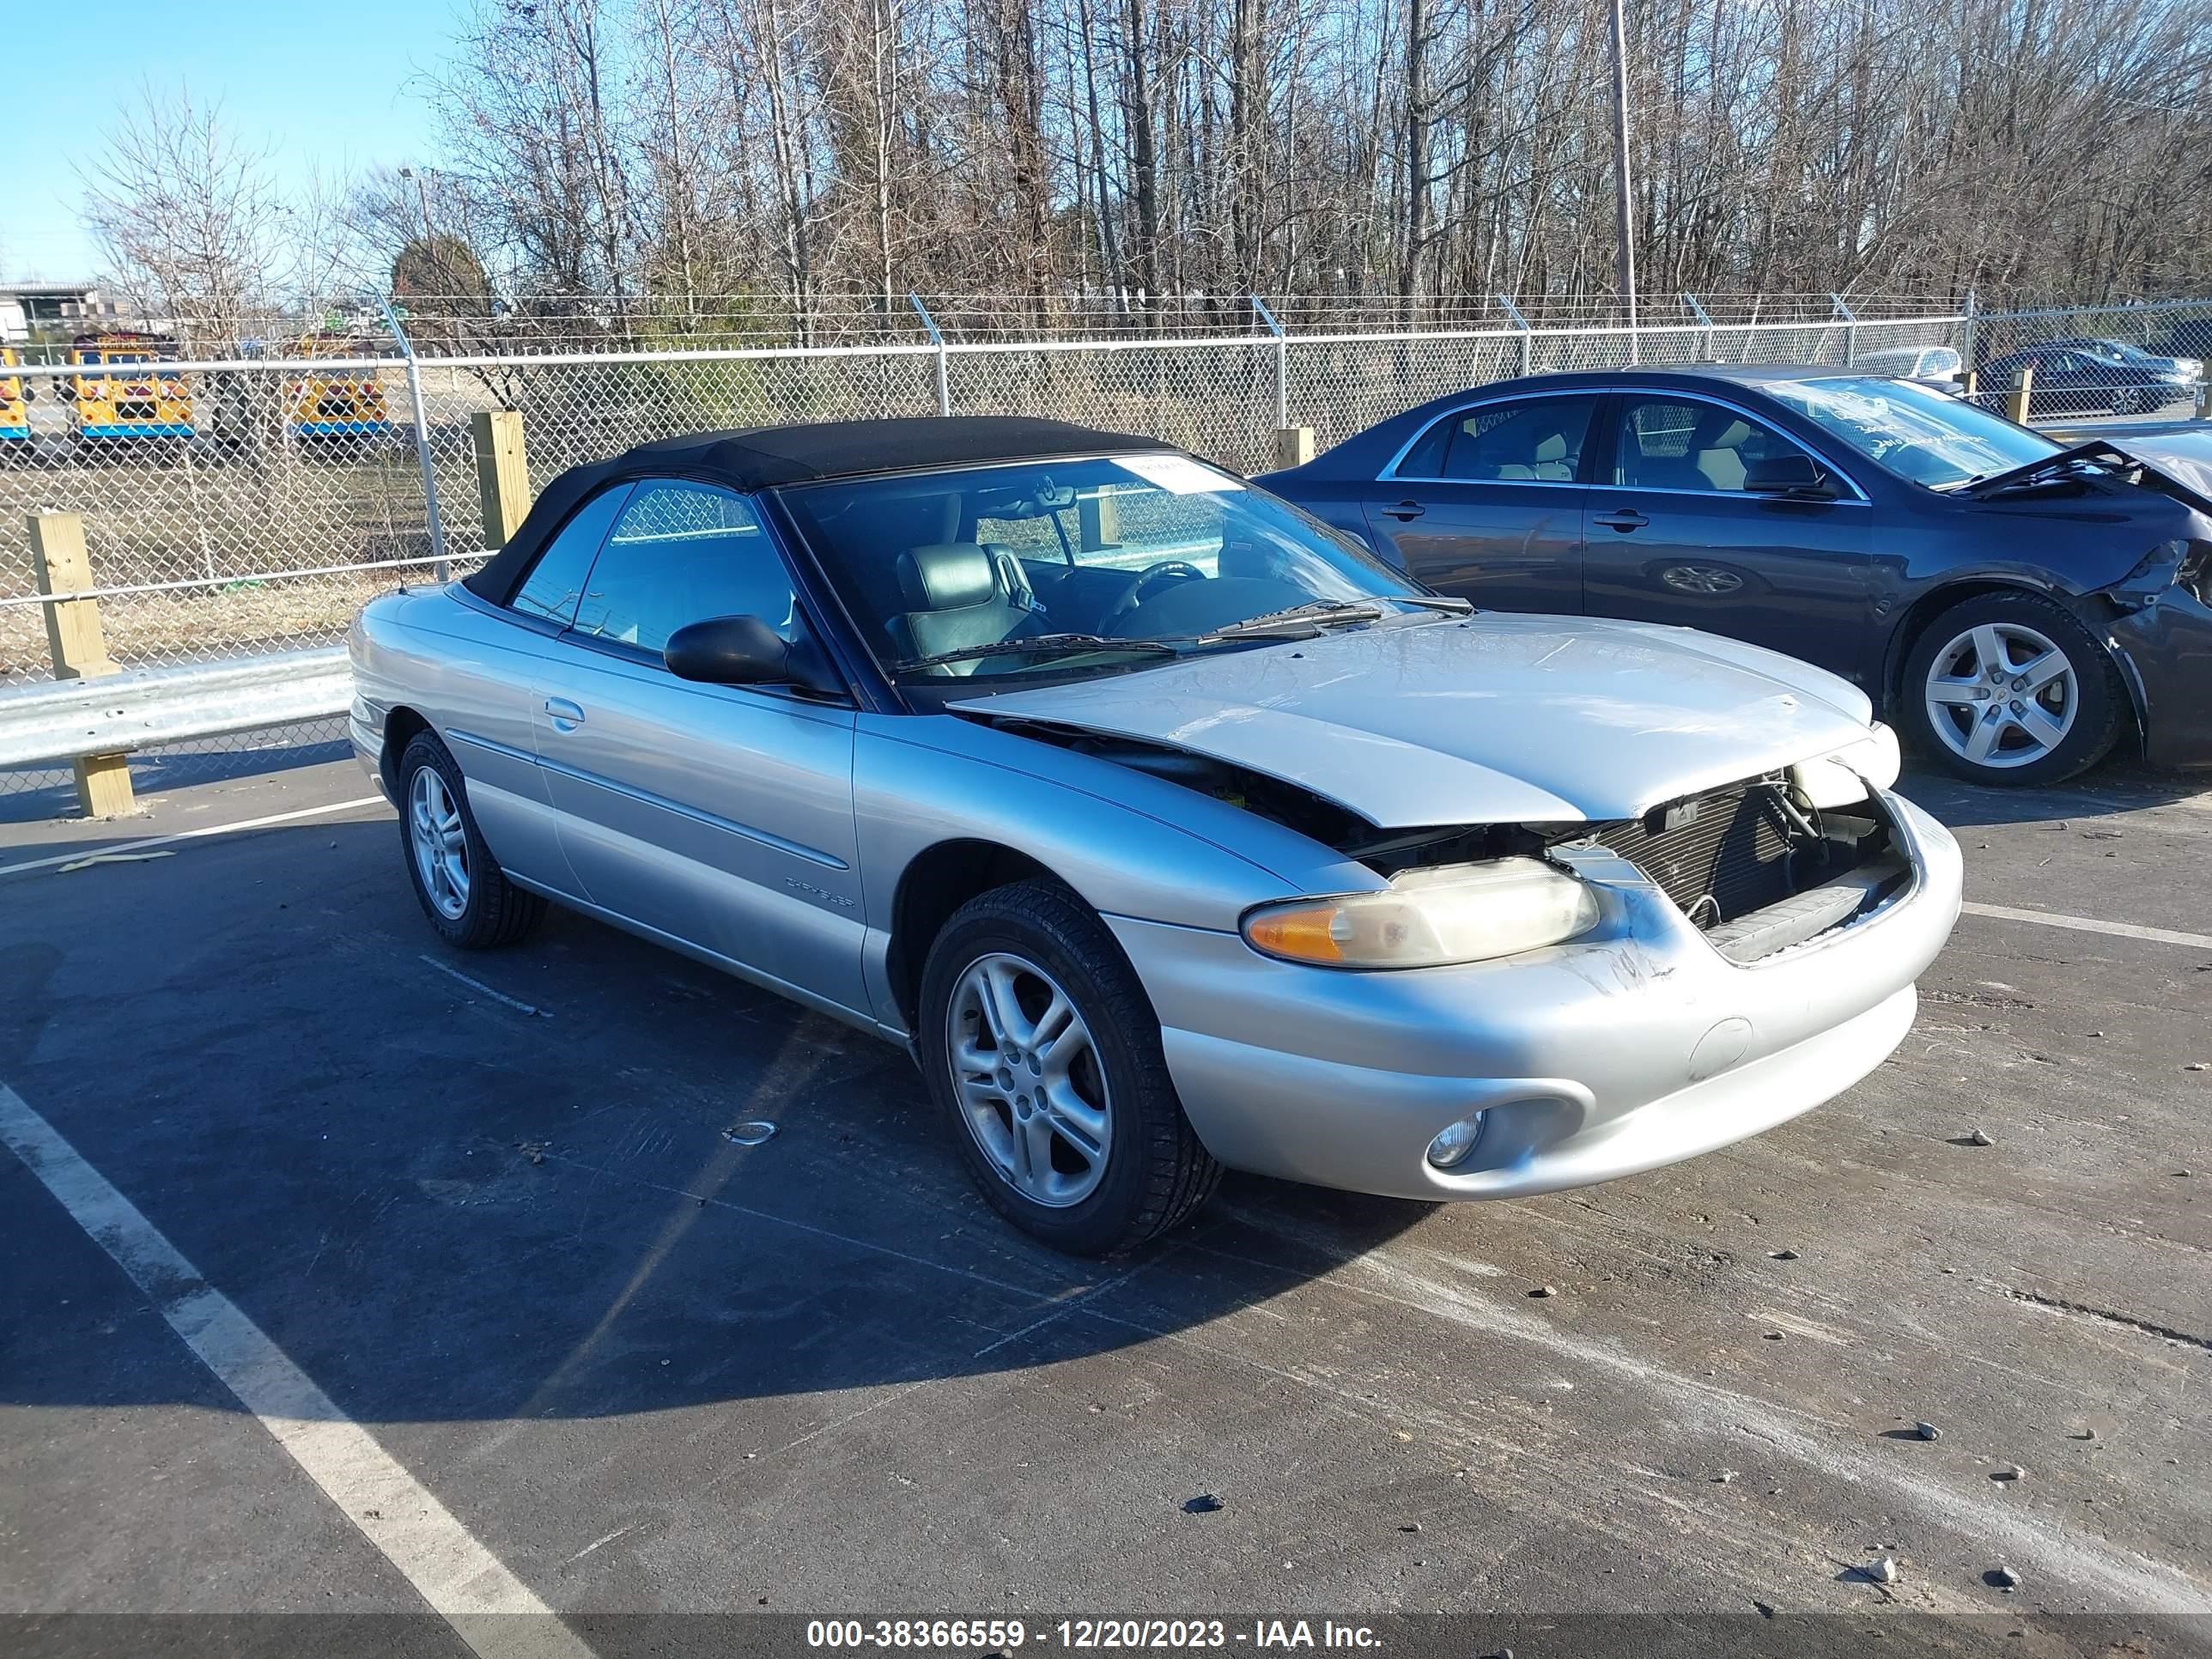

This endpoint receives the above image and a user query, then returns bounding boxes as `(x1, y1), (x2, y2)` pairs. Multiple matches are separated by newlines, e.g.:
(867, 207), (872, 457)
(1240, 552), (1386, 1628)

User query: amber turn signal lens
(1241, 904), (1345, 963)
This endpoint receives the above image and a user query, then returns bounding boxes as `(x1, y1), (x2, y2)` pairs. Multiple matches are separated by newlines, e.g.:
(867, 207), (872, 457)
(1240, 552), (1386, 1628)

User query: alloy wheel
(409, 764), (471, 921)
(1922, 620), (2078, 770)
(946, 952), (1111, 1207)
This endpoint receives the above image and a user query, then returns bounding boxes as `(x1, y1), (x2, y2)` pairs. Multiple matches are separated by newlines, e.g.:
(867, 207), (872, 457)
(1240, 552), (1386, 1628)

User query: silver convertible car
(349, 416), (1963, 1254)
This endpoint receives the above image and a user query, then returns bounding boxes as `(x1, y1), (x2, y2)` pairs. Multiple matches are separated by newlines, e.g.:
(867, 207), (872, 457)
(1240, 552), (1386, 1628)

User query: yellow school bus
(0, 348), (29, 446)
(69, 331), (193, 441)
(286, 332), (394, 438)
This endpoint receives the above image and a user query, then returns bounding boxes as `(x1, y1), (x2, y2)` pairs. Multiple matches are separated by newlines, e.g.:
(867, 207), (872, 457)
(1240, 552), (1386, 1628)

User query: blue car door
(1578, 391), (1880, 690)
(1358, 392), (1600, 615)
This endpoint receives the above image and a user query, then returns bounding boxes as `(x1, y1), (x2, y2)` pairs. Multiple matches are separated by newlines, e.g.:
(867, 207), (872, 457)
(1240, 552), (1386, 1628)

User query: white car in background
(1854, 344), (1966, 392)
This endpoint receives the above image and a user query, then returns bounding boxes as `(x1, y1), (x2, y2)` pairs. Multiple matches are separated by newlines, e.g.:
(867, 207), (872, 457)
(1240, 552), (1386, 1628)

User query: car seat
(1694, 418), (1754, 492)
(889, 543), (1041, 672)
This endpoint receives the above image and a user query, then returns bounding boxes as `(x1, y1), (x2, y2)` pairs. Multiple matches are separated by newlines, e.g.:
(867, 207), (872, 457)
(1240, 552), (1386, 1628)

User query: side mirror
(1742, 453), (1838, 499)
(664, 614), (844, 697)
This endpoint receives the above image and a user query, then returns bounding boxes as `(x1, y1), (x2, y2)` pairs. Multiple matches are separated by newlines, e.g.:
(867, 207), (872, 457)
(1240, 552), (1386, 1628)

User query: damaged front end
(1981, 437), (2212, 769)
(993, 717), (1909, 966)
(2099, 535), (2212, 769)
(1540, 776), (1910, 964)
(1345, 772), (1909, 966)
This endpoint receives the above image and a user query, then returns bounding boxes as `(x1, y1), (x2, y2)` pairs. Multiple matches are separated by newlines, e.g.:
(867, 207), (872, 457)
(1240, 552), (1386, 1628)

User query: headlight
(1241, 857), (1600, 969)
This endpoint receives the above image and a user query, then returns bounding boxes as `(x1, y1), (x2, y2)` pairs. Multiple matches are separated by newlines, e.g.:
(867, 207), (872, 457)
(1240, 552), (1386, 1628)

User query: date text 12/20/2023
(805, 1620), (1383, 1650)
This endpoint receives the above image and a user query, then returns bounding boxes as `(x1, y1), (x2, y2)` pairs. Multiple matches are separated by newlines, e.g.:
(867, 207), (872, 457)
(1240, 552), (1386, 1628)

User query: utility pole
(399, 167), (434, 241)
(1607, 0), (1638, 344)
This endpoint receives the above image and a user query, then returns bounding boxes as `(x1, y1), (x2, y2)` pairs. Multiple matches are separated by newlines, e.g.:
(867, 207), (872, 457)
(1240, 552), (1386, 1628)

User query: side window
(1393, 416), (1455, 478)
(1437, 398), (1594, 482)
(571, 479), (797, 656)
(1613, 398), (1802, 493)
(511, 483), (632, 626)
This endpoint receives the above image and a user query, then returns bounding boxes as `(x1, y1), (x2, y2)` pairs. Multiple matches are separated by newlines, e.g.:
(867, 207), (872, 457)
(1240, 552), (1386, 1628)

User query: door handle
(1379, 501), (1426, 521)
(1593, 508), (1649, 532)
(544, 697), (585, 732)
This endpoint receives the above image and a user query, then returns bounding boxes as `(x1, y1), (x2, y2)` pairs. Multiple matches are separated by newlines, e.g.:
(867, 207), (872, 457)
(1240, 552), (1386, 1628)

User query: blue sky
(0, 0), (458, 281)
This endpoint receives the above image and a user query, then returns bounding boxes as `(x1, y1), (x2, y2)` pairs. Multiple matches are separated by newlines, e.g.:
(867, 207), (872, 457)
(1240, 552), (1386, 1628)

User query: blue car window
(1440, 398), (1595, 482)
(1614, 398), (1796, 493)
(572, 479), (797, 655)
(510, 483), (633, 626)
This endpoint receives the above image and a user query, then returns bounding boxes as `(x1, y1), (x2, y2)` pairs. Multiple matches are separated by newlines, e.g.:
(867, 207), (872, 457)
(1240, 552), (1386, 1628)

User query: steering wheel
(1097, 560), (1206, 635)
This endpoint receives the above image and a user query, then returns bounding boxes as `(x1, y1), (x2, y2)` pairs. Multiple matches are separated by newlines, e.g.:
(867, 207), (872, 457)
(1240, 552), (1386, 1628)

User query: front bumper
(1109, 790), (1962, 1202)
(349, 698), (392, 800)
(2107, 586), (2212, 769)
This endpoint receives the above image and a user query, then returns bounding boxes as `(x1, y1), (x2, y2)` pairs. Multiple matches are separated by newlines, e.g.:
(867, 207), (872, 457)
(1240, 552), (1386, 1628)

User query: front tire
(396, 730), (545, 948)
(1899, 592), (2126, 786)
(918, 879), (1220, 1255)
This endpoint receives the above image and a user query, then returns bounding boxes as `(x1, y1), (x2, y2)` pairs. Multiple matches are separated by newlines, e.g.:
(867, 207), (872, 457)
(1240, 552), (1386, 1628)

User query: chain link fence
(3, 292), (2206, 807)
(1956, 298), (2211, 422)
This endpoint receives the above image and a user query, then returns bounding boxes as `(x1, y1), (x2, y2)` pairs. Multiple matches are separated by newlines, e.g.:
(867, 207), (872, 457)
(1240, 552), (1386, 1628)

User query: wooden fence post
(1960, 369), (1978, 403)
(1273, 426), (1316, 471)
(471, 410), (532, 550)
(1077, 489), (1121, 553)
(2004, 365), (2035, 424)
(29, 511), (134, 817)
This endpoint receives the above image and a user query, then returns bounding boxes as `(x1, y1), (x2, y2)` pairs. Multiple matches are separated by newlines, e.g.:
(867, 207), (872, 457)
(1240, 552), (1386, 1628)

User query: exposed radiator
(1565, 783), (1801, 923)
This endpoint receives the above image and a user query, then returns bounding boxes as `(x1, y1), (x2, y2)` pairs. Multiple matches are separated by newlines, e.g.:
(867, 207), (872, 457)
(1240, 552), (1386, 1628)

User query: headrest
(898, 543), (1000, 611)
(1534, 433), (1567, 463)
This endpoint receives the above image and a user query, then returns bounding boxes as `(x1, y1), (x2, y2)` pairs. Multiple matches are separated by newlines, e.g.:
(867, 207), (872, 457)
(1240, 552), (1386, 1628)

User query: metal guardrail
(0, 647), (350, 770)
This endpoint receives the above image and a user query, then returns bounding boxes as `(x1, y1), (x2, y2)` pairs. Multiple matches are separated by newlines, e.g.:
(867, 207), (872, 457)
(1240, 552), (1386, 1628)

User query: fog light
(1425, 1112), (1488, 1170)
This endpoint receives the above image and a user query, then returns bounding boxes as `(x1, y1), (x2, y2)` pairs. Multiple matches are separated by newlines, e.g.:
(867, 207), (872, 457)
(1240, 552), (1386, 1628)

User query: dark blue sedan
(1260, 366), (2212, 785)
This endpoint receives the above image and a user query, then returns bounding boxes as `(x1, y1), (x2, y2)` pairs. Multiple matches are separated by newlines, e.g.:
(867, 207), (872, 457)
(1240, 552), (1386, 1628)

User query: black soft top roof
(464, 416), (1170, 605)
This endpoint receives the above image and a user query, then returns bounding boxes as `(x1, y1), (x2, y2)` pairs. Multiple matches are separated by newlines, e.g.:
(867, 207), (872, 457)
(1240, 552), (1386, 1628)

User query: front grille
(1565, 783), (1799, 923)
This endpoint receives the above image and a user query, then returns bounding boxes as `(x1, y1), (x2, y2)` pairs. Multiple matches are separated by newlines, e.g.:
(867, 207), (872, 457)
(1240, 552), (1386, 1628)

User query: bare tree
(80, 83), (287, 349)
(119, 0), (2212, 343)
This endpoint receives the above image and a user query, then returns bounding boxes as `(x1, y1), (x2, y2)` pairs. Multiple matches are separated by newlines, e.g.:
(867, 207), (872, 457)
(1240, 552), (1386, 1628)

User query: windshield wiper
(889, 633), (1178, 672)
(1396, 594), (1475, 613)
(1198, 599), (1389, 641)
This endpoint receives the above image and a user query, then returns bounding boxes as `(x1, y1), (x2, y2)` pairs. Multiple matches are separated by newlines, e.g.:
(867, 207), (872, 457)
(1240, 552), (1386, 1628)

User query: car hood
(952, 613), (1877, 827)
(2106, 430), (2212, 515)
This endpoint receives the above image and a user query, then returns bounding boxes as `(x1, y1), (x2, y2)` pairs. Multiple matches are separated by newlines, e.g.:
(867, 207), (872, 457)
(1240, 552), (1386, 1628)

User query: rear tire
(918, 879), (1220, 1255)
(396, 730), (545, 949)
(1899, 592), (2126, 786)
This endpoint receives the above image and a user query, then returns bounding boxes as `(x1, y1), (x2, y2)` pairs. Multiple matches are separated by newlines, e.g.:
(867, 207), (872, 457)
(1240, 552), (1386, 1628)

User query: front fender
(854, 714), (1376, 939)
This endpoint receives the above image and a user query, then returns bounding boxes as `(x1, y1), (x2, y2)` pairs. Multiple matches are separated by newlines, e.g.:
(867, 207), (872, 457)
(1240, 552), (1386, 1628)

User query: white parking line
(0, 1081), (595, 1659)
(1962, 900), (2212, 951)
(421, 956), (550, 1018)
(0, 796), (387, 879)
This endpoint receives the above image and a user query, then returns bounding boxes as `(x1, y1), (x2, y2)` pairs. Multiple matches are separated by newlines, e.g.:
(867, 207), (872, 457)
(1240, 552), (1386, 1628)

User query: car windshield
(777, 453), (1435, 682)
(1765, 376), (2061, 490)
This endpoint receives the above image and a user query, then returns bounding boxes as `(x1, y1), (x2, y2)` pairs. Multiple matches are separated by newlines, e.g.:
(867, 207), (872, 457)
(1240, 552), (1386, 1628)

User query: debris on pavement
(1528, 1285), (1558, 1298)
(1915, 1422), (1942, 1441)
(1868, 1557), (1899, 1583)
(724, 1121), (778, 1146)
(1986, 1565), (2021, 1589)
(1966, 1128), (1996, 1146)
(1992, 1465), (2025, 1482)
(1183, 1493), (1224, 1514)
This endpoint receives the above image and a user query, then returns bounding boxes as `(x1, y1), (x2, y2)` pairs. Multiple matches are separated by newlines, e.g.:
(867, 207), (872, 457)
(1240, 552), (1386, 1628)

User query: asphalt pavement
(0, 749), (2207, 1656)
